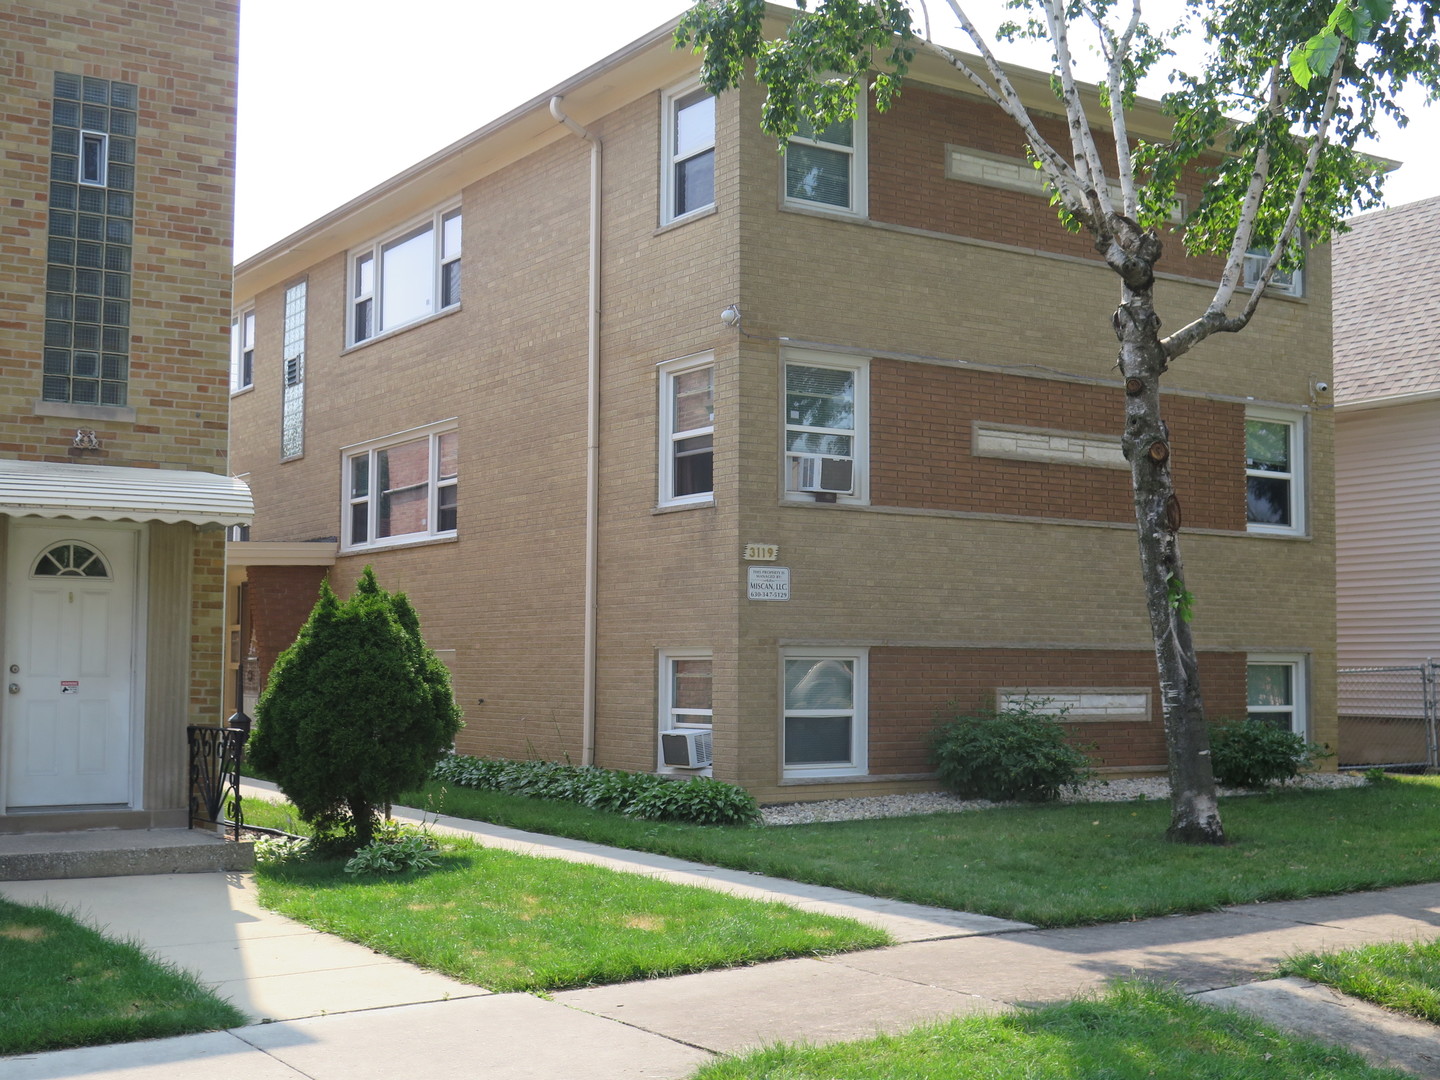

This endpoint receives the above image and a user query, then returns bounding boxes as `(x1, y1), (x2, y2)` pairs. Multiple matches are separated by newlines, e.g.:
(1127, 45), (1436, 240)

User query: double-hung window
(658, 649), (714, 772)
(658, 353), (714, 507)
(230, 308), (254, 393)
(349, 205), (461, 345)
(1243, 247), (1303, 297)
(784, 98), (866, 215)
(343, 422), (458, 550)
(1247, 655), (1307, 735)
(661, 84), (715, 224)
(783, 352), (867, 502)
(1245, 409), (1304, 535)
(782, 649), (867, 778)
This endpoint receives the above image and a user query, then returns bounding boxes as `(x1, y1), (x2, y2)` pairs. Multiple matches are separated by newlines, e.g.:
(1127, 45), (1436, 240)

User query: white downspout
(550, 96), (601, 768)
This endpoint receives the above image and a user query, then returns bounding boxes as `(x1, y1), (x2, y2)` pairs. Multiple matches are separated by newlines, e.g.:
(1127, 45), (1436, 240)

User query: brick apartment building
(229, 9), (1335, 804)
(0, 1), (249, 833)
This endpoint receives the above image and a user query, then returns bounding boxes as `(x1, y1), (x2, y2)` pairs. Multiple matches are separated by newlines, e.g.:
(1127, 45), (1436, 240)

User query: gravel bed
(759, 771), (1369, 826)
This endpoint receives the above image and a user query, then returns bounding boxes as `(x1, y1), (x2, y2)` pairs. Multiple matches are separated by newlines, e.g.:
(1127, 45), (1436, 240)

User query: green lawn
(247, 812), (888, 993)
(1280, 938), (1440, 1024)
(381, 775), (1440, 927)
(0, 898), (246, 1055)
(688, 982), (1408, 1080)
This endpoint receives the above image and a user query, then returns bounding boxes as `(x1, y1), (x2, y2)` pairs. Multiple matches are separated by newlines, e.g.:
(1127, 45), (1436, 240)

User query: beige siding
(1336, 399), (1440, 668)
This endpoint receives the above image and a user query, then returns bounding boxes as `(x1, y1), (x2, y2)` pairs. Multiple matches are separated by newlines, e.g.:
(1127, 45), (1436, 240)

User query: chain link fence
(1338, 661), (1439, 771)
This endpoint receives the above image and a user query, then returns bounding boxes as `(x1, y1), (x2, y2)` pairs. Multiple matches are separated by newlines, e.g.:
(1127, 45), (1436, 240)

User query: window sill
(340, 532), (458, 557)
(33, 400), (136, 424)
(1245, 526), (1310, 540)
(653, 498), (715, 515)
(778, 772), (931, 787)
(342, 303), (461, 355)
(780, 200), (869, 225)
(781, 493), (868, 508)
(230, 385), (254, 399)
(655, 205), (718, 236)
(781, 768), (869, 781)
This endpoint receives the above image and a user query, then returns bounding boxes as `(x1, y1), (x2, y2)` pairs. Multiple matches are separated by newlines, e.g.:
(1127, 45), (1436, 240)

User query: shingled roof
(1333, 195), (1440, 405)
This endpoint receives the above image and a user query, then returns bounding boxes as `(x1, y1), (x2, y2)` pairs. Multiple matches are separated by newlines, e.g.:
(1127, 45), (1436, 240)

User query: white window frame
(1245, 407), (1305, 537)
(230, 307), (254, 393)
(781, 349), (869, 505)
(1243, 247), (1304, 297)
(781, 647), (868, 779)
(1246, 654), (1308, 737)
(658, 352), (715, 508)
(660, 80), (716, 226)
(782, 91), (867, 217)
(658, 648), (714, 774)
(80, 130), (108, 187)
(347, 203), (462, 346)
(341, 420), (458, 553)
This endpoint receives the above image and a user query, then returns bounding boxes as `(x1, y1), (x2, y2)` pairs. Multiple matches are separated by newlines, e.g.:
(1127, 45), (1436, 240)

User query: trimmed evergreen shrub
(248, 567), (463, 847)
(1208, 718), (1329, 789)
(931, 699), (1092, 802)
(431, 755), (759, 826)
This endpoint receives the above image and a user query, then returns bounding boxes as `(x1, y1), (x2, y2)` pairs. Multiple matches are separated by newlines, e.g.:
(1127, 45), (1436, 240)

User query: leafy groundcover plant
(431, 755), (759, 826)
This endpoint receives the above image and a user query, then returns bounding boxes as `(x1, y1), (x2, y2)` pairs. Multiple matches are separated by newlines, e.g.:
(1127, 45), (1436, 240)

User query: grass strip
(690, 981), (1408, 1079)
(382, 775), (1440, 927)
(252, 827), (888, 993)
(0, 898), (247, 1055)
(1280, 938), (1440, 1023)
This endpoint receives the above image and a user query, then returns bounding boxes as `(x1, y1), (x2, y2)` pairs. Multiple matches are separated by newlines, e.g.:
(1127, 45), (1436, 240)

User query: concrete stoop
(0, 828), (254, 881)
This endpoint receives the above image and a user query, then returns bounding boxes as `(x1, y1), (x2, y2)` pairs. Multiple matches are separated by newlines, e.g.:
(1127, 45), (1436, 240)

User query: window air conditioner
(792, 454), (853, 495)
(660, 728), (713, 768)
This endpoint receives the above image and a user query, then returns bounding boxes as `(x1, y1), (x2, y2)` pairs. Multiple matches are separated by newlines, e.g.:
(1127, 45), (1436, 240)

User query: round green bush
(1208, 718), (1328, 789)
(931, 700), (1092, 802)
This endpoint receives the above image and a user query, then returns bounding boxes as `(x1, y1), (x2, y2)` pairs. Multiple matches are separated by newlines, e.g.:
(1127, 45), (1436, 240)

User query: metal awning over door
(0, 459), (253, 527)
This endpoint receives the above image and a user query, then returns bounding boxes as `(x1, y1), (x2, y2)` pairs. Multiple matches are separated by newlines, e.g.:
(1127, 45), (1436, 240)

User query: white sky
(235, 0), (1440, 262)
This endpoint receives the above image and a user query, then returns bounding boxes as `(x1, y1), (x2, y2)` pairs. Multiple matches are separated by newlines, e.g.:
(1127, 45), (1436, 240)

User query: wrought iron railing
(188, 714), (250, 840)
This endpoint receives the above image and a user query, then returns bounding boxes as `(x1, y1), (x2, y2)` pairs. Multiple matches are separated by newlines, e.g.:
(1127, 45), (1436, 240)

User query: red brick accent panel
(247, 565), (330, 693)
(869, 359), (1246, 530)
(867, 86), (1226, 283)
(868, 646), (1247, 773)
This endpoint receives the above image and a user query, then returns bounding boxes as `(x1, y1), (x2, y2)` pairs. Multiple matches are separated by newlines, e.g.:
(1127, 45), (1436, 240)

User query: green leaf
(1290, 31), (1340, 89)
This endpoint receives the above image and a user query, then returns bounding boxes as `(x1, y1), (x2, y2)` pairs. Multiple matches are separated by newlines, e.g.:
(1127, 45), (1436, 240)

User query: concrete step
(0, 827), (254, 881)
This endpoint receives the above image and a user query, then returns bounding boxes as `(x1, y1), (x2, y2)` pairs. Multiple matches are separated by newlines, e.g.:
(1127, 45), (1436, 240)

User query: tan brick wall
(231, 84), (745, 770)
(0, 0), (237, 470)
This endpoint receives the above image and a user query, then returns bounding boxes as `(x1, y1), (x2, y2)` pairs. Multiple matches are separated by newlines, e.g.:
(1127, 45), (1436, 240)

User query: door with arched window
(4, 522), (139, 810)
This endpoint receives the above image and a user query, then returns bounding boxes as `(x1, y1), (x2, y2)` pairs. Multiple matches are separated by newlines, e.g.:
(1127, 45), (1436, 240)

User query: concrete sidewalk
(4, 793), (1440, 1077)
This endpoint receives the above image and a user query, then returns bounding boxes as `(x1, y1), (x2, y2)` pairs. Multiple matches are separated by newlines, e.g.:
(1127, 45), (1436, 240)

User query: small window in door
(33, 542), (110, 578)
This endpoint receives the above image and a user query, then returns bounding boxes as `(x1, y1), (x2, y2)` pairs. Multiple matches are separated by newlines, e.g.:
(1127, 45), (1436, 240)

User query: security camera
(1313, 380), (1330, 394)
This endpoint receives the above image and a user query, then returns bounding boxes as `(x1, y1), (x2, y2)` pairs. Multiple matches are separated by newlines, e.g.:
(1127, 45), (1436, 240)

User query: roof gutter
(1334, 387), (1440, 412)
(550, 95), (602, 769)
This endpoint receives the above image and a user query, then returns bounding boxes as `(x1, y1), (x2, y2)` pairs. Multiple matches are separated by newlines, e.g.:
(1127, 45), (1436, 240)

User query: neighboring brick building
(230, 10), (1335, 803)
(0, 1), (249, 833)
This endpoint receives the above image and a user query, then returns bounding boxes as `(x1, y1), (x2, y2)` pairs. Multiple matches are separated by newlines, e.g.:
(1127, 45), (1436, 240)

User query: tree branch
(1162, 40), (1351, 361)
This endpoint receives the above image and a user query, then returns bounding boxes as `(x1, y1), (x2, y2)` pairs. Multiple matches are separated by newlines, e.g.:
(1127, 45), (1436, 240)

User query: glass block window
(44, 72), (136, 406)
(281, 281), (307, 459)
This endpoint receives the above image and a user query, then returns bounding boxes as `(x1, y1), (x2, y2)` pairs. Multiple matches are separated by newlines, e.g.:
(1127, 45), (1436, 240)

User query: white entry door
(5, 522), (139, 810)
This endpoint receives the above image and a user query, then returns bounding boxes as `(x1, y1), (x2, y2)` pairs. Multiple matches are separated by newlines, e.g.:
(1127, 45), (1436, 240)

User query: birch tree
(677, 0), (1440, 843)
